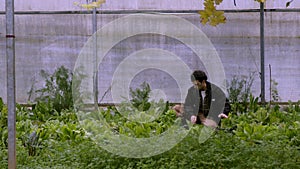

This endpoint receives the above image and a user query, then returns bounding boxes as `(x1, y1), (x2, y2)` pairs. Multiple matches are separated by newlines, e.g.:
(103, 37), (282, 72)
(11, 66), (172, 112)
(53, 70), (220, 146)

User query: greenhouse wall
(0, 0), (300, 11)
(0, 1), (299, 103)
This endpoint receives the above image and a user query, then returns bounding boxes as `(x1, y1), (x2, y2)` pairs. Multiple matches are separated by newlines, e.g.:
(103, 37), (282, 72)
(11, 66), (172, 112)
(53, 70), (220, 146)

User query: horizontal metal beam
(0, 8), (300, 15)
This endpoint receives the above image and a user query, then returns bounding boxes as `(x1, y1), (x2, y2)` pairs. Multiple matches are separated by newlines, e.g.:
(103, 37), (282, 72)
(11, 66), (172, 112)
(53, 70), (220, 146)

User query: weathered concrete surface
(0, 12), (299, 103)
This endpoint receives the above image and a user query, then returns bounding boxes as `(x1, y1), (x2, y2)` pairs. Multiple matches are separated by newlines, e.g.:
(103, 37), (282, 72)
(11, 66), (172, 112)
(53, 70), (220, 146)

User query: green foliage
(228, 73), (255, 103)
(71, 66), (87, 110)
(34, 66), (73, 113)
(0, 98), (84, 158)
(222, 102), (300, 146)
(227, 72), (257, 114)
(0, 97), (3, 112)
(0, 99), (8, 148)
(30, 101), (56, 122)
(98, 107), (177, 138)
(129, 82), (152, 111)
(1, 95), (300, 168)
(270, 79), (281, 102)
(103, 82), (175, 138)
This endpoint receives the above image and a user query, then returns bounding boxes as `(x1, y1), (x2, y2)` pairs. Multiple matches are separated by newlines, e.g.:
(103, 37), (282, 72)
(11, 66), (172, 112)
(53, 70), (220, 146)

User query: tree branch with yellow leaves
(74, 0), (294, 26)
(74, 0), (106, 10)
(199, 0), (225, 26)
(199, 0), (294, 26)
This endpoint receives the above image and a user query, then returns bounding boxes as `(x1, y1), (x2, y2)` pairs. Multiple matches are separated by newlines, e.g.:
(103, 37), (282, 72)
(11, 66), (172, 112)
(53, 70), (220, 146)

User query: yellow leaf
(214, 0), (223, 5)
(96, 0), (106, 5)
(199, 0), (226, 26)
(75, 0), (106, 10)
(80, 4), (93, 10)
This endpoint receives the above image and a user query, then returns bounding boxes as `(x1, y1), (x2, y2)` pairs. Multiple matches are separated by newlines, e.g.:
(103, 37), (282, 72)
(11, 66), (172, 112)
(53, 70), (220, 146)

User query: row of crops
(0, 67), (299, 168)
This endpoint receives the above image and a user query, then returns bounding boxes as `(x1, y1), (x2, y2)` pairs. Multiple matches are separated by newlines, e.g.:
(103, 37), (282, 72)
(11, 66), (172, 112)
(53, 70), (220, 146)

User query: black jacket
(183, 81), (231, 124)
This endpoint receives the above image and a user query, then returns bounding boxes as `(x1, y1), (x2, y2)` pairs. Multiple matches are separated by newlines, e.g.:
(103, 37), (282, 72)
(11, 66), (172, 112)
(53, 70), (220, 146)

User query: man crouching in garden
(173, 70), (231, 128)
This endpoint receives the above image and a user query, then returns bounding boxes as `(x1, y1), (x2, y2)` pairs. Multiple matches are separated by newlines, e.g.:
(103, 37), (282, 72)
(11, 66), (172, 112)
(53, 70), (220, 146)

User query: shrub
(33, 66), (73, 113)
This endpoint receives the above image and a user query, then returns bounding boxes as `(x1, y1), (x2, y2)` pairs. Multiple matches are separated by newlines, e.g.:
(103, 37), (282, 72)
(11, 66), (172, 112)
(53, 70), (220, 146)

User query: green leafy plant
(129, 82), (152, 111)
(78, 82), (176, 138)
(97, 105), (177, 138)
(1, 100), (300, 168)
(227, 72), (257, 114)
(2, 85), (300, 169)
(34, 66), (73, 113)
(270, 79), (281, 102)
(0, 99), (8, 148)
(0, 97), (3, 112)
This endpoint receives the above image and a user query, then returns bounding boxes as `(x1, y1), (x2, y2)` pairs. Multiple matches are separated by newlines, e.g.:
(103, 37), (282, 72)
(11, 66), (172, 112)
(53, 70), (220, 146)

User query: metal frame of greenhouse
(4, 0), (300, 168)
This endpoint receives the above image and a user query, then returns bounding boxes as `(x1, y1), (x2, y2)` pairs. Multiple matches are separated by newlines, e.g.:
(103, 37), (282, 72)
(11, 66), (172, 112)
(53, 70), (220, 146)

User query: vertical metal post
(6, 0), (16, 168)
(260, 2), (265, 104)
(92, 0), (98, 107)
(269, 64), (272, 104)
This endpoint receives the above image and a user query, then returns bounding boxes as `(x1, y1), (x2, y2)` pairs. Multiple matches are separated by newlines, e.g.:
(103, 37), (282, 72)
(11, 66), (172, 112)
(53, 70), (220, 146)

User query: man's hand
(190, 115), (218, 128)
(190, 115), (197, 124)
(203, 118), (218, 128)
(172, 105), (183, 117)
(218, 113), (228, 119)
(199, 114), (206, 123)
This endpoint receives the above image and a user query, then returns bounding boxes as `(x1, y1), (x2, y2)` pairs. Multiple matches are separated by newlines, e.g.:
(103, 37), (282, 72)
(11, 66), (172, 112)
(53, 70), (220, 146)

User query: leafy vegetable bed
(0, 98), (299, 169)
(1, 68), (299, 168)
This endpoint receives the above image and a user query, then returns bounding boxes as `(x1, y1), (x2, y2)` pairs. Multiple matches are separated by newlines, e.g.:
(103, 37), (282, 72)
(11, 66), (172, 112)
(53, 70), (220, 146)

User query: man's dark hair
(191, 70), (207, 82)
